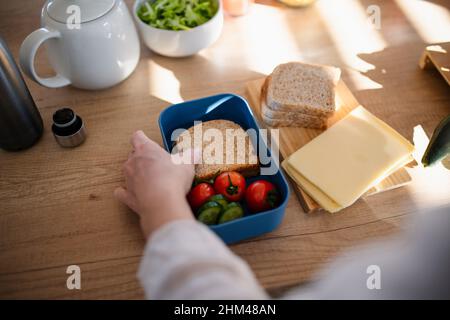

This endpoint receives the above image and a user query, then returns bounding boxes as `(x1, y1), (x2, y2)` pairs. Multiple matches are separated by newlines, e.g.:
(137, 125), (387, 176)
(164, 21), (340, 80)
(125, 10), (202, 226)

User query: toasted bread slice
(175, 120), (260, 180)
(266, 62), (341, 118)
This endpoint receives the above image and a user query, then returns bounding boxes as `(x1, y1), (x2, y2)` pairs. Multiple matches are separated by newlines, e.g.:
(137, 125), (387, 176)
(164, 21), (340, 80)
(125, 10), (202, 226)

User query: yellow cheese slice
(285, 106), (414, 210)
(283, 153), (414, 213)
(282, 159), (343, 212)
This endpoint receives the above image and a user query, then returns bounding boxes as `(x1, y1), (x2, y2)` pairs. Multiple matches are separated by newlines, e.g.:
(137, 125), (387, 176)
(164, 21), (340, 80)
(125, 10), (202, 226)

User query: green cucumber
(422, 115), (450, 167)
(218, 202), (244, 224)
(208, 194), (229, 209)
(197, 201), (222, 225)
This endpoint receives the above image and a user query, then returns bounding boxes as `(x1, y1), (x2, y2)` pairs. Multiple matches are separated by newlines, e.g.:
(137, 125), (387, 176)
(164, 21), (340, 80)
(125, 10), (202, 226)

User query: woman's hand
(114, 130), (196, 239)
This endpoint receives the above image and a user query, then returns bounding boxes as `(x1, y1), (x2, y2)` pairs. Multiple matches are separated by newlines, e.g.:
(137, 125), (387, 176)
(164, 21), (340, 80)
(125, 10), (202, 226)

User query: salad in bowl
(134, 0), (223, 57)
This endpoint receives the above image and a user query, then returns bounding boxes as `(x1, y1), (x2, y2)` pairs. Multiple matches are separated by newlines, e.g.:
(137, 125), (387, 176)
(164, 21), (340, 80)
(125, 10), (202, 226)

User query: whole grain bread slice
(174, 120), (260, 180)
(262, 103), (327, 121)
(266, 62), (341, 117)
(260, 77), (328, 129)
(261, 112), (327, 129)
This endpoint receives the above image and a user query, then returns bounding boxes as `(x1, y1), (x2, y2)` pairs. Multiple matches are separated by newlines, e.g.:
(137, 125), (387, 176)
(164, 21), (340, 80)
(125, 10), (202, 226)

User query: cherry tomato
(187, 183), (215, 210)
(213, 171), (246, 202)
(245, 180), (279, 213)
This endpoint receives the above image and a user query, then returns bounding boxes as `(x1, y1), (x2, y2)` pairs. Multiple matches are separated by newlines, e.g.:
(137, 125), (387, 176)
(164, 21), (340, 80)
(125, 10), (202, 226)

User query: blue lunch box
(158, 94), (290, 244)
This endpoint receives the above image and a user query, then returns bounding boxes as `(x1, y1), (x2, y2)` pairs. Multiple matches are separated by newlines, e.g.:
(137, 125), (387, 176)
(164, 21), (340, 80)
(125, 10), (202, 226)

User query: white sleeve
(284, 207), (450, 300)
(138, 219), (268, 300)
(139, 207), (450, 300)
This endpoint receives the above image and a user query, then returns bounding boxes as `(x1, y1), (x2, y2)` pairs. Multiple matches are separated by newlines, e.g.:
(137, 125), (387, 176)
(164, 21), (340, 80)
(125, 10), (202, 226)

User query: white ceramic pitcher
(20, 0), (140, 90)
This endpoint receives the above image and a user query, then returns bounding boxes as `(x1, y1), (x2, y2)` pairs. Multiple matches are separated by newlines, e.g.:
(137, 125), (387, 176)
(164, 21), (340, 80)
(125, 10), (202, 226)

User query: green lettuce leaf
(137, 0), (219, 31)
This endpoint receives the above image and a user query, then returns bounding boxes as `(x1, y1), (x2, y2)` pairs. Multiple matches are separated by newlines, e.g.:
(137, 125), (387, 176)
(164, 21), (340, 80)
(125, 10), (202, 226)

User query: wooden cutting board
(246, 78), (413, 213)
(419, 42), (450, 86)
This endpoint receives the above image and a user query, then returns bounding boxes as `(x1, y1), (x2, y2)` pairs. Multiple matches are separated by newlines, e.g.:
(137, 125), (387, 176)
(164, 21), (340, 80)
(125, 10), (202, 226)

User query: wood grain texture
(1, 0), (450, 299)
(246, 78), (412, 212)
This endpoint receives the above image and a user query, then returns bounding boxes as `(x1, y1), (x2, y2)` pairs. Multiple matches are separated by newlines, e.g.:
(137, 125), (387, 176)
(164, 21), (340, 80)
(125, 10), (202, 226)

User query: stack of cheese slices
(282, 106), (415, 212)
(261, 62), (341, 129)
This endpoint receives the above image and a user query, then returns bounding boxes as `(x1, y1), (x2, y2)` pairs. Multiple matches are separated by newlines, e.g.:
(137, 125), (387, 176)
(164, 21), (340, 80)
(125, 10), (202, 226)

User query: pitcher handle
(19, 28), (71, 88)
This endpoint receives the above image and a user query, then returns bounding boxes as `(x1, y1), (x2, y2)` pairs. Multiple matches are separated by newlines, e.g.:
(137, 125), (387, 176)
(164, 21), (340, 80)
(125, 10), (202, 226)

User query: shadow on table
(356, 45), (450, 140)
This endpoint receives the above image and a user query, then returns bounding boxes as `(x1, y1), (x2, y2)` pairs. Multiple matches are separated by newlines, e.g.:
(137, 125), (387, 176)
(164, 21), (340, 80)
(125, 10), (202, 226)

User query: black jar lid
(52, 108), (86, 148)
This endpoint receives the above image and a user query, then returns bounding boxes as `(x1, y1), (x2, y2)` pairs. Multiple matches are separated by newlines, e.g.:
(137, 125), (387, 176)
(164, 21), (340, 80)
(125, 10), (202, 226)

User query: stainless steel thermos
(0, 37), (43, 151)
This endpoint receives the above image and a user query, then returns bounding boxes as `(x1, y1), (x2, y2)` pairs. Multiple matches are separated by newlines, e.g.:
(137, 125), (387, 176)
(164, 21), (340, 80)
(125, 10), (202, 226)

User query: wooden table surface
(1, 0), (449, 299)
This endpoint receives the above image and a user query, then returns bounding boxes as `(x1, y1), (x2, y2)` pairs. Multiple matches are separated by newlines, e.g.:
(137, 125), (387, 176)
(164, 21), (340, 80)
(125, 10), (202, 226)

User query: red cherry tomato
(213, 171), (246, 202)
(187, 183), (215, 210)
(245, 180), (279, 213)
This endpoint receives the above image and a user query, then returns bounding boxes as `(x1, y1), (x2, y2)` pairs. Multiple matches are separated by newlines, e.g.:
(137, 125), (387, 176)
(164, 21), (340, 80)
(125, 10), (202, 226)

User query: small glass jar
(223, 0), (254, 17)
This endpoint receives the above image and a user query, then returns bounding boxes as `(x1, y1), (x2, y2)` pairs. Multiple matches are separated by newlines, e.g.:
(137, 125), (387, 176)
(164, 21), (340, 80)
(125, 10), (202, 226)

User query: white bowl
(133, 0), (223, 57)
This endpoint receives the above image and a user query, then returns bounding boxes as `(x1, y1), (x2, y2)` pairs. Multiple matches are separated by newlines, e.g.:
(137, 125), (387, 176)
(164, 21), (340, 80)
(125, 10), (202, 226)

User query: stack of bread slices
(261, 62), (341, 129)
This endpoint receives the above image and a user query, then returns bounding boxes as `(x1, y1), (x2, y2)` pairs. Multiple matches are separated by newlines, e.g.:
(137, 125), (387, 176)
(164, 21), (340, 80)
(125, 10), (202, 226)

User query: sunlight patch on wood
(147, 60), (183, 104)
(200, 4), (303, 75)
(396, 0), (450, 44)
(316, 0), (386, 73)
